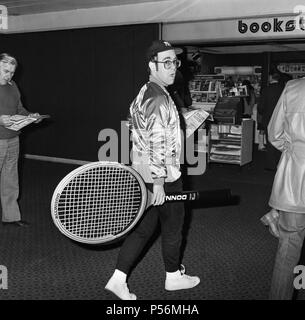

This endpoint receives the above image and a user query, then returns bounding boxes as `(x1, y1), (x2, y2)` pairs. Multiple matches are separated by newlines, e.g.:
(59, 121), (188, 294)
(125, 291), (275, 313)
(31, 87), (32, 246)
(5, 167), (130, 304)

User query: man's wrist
(153, 177), (165, 185)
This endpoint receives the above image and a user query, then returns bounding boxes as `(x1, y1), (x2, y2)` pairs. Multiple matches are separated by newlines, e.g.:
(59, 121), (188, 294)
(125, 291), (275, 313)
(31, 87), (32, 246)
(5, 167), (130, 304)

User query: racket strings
(56, 166), (143, 239)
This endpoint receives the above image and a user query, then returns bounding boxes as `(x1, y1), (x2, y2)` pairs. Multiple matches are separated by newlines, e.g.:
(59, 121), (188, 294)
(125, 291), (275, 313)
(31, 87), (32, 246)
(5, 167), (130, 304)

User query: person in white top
(263, 77), (305, 299)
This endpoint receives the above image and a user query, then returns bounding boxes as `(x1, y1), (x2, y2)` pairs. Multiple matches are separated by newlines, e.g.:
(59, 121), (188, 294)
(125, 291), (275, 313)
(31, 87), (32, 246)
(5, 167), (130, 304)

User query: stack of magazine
(209, 124), (242, 162)
(6, 114), (50, 131)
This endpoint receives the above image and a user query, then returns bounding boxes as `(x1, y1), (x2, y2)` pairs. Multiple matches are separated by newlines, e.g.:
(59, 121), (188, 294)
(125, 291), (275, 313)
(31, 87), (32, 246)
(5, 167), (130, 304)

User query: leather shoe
(2, 220), (29, 227)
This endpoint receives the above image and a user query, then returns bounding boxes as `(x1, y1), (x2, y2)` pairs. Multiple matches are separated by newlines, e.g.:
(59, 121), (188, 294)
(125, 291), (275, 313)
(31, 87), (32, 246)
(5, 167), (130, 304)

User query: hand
(152, 184), (165, 206)
(0, 115), (13, 127)
(180, 107), (188, 114)
(29, 113), (42, 123)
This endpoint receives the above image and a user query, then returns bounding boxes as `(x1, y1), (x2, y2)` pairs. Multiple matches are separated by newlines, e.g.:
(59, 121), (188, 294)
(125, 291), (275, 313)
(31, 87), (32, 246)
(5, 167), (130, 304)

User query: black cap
(146, 40), (183, 62)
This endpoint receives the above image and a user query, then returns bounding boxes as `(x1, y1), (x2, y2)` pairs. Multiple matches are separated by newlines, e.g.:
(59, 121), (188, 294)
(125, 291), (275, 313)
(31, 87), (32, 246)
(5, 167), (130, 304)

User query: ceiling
(2, 0), (167, 16)
(2, 0), (305, 55)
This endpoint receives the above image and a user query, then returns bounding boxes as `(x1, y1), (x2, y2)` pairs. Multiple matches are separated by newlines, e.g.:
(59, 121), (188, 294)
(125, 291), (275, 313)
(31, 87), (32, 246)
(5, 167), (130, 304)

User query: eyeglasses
(153, 59), (181, 69)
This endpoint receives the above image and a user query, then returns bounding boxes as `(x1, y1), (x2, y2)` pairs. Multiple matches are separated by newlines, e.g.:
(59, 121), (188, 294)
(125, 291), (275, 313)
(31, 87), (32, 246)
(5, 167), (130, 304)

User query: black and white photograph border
(0, 0), (305, 304)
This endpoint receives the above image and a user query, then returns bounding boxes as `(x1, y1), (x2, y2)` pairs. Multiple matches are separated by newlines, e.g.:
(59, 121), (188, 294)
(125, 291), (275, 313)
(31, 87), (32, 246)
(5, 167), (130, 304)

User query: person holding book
(0, 53), (41, 227)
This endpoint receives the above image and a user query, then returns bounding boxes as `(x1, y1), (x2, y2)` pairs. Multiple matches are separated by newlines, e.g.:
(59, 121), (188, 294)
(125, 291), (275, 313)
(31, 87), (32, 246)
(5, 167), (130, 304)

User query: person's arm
(250, 91), (256, 107)
(146, 96), (168, 206)
(242, 97), (249, 109)
(267, 85), (287, 151)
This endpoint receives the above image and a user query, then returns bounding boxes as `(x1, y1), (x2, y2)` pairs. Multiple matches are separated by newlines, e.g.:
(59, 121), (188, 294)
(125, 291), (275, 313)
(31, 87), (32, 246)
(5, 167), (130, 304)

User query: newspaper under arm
(182, 108), (211, 138)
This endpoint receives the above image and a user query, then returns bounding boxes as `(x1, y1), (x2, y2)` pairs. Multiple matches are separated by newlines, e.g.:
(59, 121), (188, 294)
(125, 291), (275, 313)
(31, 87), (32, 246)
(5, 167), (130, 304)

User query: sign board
(163, 14), (305, 43)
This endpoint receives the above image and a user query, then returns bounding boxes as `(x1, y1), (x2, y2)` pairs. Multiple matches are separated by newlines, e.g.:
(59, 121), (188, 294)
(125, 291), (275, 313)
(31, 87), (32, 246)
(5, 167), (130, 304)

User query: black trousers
(116, 178), (185, 274)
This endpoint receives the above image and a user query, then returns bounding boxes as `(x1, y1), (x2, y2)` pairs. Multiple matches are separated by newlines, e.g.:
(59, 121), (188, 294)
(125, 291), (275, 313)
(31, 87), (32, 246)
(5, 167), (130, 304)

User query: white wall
(3, 0), (305, 34)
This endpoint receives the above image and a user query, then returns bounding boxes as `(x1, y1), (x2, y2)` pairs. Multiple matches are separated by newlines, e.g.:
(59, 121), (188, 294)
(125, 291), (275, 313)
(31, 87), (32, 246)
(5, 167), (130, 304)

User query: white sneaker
(165, 265), (200, 291)
(105, 279), (137, 300)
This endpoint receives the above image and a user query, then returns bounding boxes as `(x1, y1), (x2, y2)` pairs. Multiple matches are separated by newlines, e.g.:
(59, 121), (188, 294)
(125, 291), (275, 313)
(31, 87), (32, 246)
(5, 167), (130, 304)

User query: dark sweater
(0, 81), (29, 139)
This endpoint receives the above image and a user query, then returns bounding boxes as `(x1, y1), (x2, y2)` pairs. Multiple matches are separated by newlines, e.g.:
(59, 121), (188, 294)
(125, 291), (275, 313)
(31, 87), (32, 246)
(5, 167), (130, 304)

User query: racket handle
(165, 189), (233, 204)
(165, 191), (200, 202)
(147, 188), (238, 207)
(146, 190), (199, 206)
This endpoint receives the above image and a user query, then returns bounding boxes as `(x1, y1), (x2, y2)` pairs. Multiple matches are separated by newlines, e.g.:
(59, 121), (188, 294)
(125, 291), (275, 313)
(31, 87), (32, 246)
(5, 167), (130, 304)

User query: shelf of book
(208, 119), (253, 166)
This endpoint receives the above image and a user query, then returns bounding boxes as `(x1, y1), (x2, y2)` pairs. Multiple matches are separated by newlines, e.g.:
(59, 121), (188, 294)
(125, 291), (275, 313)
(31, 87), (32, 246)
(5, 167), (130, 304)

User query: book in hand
(6, 114), (50, 131)
(182, 108), (211, 138)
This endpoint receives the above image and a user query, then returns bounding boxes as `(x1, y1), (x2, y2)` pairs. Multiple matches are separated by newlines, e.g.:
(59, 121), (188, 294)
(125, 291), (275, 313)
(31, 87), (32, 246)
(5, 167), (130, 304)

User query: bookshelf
(209, 119), (254, 166)
(189, 74), (224, 112)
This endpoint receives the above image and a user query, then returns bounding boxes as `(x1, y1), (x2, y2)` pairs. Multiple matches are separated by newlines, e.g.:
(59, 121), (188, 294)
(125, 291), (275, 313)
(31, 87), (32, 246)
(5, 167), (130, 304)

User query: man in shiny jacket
(267, 77), (305, 299)
(105, 40), (200, 300)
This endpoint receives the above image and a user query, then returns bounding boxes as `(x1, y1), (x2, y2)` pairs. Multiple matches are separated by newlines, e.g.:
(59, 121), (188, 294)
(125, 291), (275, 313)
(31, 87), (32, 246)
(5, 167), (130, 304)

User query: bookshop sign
(163, 13), (305, 43)
(238, 16), (305, 36)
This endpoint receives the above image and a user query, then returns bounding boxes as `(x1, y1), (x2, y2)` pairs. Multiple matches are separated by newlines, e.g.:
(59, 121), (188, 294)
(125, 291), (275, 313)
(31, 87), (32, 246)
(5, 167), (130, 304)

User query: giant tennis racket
(51, 161), (235, 244)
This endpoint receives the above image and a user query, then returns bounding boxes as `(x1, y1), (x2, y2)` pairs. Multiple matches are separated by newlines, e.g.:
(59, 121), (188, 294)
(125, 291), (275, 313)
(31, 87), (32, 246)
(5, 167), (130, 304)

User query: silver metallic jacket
(129, 77), (181, 184)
